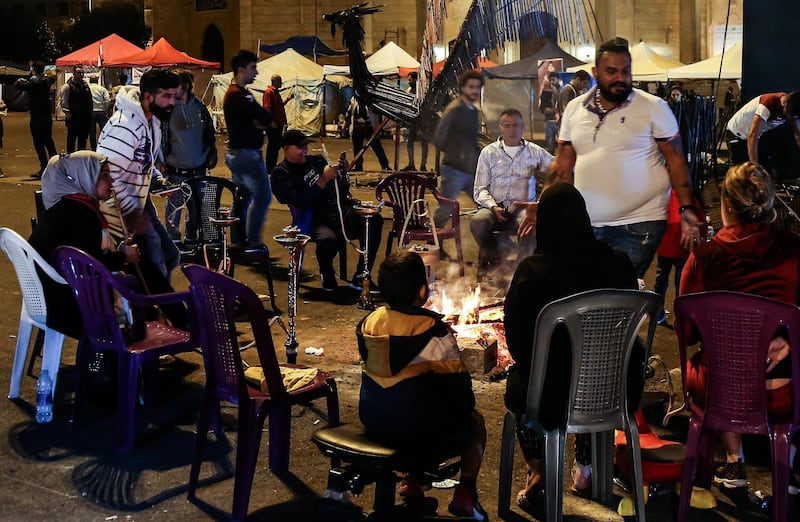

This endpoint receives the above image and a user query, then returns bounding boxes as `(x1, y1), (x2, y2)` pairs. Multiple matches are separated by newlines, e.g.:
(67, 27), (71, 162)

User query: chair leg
(9, 320), (34, 399)
(259, 247), (279, 312)
(117, 354), (139, 452)
(40, 329), (66, 402)
(232, 403), (266, 522)
(771, 427), (792, 522)
(268, 406), (292, 472)
(188, 391), (214, 499)
(624, 417), (647, 522)
(338, 242), (348, 282)
(591, 430), (615, 501)
(71, 341), (91, 429)
(454, 230), (465, 277)
(497, 412), (517, 517)
(25, 329), (44, 379)
(678, 415), (704, 521)
(543, 429), (566, 522)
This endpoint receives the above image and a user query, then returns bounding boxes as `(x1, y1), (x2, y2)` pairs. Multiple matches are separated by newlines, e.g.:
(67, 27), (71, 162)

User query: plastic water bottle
(35, 370), (54, 423)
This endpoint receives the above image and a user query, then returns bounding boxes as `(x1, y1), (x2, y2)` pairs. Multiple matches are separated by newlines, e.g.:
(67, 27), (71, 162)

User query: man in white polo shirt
(547, 37), (701, 279)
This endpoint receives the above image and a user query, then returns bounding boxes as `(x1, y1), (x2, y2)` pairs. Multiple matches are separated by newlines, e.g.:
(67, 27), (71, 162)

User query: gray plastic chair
(498, 288), (660, 521)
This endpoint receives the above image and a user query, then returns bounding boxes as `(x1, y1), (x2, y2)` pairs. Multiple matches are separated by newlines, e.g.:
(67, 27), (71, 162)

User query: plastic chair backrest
(53, 246), (131, 351)
(0, 227), (67, 324)
(185, 176), (239, 245)
(182, 264), (287, 404)
(674, 291), (800, 433)
(527, 289), (661, 432)
(375, 173), (437, 235)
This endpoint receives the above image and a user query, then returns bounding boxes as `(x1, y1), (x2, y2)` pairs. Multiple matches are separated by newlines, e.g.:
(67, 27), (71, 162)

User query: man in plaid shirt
(470, 108), (553, 270)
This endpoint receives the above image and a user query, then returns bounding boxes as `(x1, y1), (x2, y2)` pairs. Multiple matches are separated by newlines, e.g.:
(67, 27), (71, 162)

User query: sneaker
(448, 485), (488, 521)
(714, 461), (748, 488)
(321, 269), (338, 291)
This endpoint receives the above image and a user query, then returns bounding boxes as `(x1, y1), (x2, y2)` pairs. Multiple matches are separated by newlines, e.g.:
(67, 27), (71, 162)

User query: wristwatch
(678, 205), (694, 214)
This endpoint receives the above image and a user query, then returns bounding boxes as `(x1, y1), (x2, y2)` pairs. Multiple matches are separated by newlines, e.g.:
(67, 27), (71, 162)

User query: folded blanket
(244, 365), (319, 394)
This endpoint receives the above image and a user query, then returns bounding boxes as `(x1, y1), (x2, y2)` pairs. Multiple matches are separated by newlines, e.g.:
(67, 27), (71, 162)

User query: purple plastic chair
(375, 172), (465, 276)
(54, 246), (196, 452)
(674, 291), (800, 522)
(182, 264), (340, 522)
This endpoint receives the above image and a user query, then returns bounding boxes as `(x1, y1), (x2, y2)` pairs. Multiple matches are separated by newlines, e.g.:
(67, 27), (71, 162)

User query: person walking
(401, 71), (429, 171)
(546, 37), (701, 279)
(14, 61), (56, 177)
(432, 70), (484, 228)
(223, 49), (273, 247)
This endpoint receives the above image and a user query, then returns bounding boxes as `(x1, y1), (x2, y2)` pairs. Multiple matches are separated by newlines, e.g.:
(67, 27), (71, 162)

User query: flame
(429, 284), (483, 325)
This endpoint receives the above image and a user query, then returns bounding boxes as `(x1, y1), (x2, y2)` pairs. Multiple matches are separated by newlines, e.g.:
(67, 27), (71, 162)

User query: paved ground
(0, 111), (790, 521)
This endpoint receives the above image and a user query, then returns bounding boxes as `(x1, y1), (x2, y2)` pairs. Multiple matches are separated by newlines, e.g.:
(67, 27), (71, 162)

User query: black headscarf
(536, 182), (604, 259)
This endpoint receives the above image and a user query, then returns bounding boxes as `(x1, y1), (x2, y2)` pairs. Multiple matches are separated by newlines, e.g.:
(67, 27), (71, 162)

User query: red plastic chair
(674, 291), (800, 522)
(53, 246), (197, 452)
(182, 264), (340, 522)
(375, 172), (465, 276)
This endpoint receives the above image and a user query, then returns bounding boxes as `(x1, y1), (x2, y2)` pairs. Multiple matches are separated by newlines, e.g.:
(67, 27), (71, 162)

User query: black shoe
(321, 269), (338, 291)
(31, 171), (42, 179)
(400, 164), (416, 171)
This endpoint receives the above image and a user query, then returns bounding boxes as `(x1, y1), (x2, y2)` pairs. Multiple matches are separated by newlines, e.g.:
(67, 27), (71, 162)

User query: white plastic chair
(0, 227), (70, 399)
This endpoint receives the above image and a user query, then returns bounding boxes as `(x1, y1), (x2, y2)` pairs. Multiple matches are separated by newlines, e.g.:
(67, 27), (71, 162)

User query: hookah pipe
(110, 188), (152, 295)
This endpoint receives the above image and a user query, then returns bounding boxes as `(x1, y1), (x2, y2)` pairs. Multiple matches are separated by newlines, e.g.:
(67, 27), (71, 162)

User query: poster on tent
(131, 68), (149, 85)
(537, 58), (563, 95)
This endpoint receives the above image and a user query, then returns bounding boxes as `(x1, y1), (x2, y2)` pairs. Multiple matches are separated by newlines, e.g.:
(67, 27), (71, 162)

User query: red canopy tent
(104, 37), (220, 68)
(55, 34), (145, 67)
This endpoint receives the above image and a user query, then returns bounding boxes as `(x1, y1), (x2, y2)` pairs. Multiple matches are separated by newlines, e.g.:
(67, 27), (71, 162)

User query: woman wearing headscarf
(29, 151), (141, 338)
(503, 183), (641, 509)
(30, 151), (189, 339)
(680, 161), (800, 490)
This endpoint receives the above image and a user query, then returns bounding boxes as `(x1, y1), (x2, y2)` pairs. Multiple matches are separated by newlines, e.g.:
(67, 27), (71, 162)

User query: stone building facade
(144, 1), (741, 72)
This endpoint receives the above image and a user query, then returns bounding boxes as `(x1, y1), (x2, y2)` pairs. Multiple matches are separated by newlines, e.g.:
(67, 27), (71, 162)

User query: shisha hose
(110, 187), (152, 296)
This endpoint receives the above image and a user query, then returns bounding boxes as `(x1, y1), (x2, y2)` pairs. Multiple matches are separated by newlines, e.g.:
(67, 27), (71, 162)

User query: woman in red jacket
(680, 161), (800, 490)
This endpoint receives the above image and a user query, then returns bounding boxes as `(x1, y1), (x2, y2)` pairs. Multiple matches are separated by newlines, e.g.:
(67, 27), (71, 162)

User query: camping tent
(667, 41), (743, 79)
(55, 33), (144, 67)
(104, 37), (219, 68)
(482, 41), (585, 79)
(482, 41), (585, 140)
(323, 41), (420, 76)
(210, 48), (325, 135)
(260, 36), (345, 59)
(567, 41), (683, 82)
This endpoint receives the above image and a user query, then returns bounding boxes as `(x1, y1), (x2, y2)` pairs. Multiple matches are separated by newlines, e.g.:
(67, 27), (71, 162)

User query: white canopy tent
(567, 41), (683, 81)
(322, 41), (420, 76)
(667, 42), (743, 80)
(210, 48), (325, 135)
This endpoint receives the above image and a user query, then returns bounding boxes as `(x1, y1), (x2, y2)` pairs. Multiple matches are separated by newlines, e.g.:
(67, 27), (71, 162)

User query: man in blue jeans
(545, 37), (701, 279)
(223, 50), (273, 247)
(432, 70), (484, 229)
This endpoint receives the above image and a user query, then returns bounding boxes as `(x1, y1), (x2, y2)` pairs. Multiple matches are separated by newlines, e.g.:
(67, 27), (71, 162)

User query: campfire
(426, 283), (512, 373)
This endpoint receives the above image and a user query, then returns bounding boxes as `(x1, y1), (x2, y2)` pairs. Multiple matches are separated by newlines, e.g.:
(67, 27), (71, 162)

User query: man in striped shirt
(98, 69), (181, 278)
